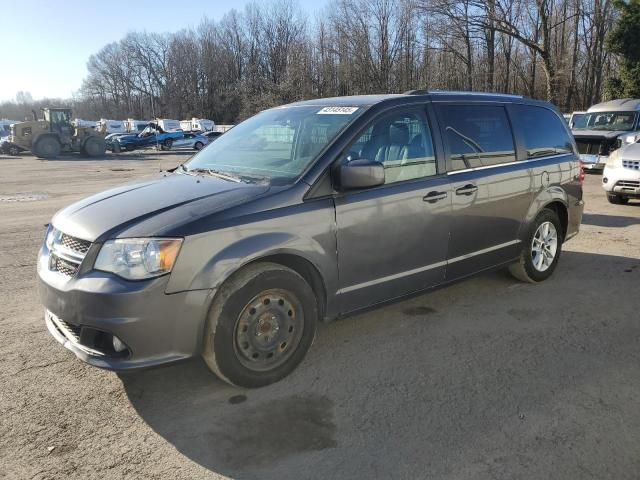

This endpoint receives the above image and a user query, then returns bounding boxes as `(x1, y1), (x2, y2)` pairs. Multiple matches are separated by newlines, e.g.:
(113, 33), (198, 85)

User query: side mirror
(336, 159), (385, 190)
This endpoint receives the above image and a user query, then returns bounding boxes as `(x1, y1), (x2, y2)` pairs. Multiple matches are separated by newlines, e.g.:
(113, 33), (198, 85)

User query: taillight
(578, 160), (585, 184)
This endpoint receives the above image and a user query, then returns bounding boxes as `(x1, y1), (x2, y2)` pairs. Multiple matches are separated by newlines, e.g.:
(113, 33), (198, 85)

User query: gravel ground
(0, 151), (639, 480)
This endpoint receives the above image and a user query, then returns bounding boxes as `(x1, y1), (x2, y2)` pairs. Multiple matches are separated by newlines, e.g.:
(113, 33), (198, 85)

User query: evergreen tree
(606, 0), (640, 97)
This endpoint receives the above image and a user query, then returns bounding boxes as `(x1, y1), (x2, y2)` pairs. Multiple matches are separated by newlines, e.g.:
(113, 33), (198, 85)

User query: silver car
(572, 99), (640, 172)
(172, 132), (209, 150)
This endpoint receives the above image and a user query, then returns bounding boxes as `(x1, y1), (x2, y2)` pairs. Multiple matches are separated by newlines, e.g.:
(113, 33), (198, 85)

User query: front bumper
(38, 248), (212, 370)
(580, 154), (606, 172)
(602, 165), (640, 196)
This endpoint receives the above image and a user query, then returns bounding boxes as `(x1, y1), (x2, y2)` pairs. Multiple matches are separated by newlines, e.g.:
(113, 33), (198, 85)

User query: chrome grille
(51, 255), (79, 276)
(56, 317), (81, 342)
(60, 233), (91, 254)
(48, 229), (91, 277)
(617, 180), (640, 188)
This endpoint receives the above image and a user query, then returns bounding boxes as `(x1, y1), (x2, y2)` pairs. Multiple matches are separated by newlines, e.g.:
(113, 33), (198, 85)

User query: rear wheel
(202, 262), (318, 388)
(33, 136), (61, 159)
(509, 208), (562, 283)
(194, 141), (204, 151)
(83, 136), (106, 157)
(607, 193), (629, 205)
(7, 144), (20, 156)
(161, 138), (173, 151)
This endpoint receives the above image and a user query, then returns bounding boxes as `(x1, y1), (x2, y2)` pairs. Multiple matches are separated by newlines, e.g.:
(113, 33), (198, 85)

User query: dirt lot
(0, 151), (639, 480)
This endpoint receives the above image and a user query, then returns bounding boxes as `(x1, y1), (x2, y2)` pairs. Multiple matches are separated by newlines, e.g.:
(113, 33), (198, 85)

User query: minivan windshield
(183, 105), (364, 183)
(577, 111), (638, 131)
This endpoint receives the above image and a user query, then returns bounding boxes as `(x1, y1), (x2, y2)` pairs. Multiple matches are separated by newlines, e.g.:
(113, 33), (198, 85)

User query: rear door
(434, 102), (532, 279)
(334, 105), (453, 313)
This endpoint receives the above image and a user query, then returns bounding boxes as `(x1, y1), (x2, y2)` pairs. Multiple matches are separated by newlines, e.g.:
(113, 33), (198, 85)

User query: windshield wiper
(187, 167), (242, 183)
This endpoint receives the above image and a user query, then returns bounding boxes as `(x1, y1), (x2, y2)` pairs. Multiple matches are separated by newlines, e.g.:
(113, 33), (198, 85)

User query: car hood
(105, 133), (130, 140)
(52, 173), (270, 242)
(572, 129), (628, 140)
(112, 134), (139, 143)
(617, 143), (640, 161)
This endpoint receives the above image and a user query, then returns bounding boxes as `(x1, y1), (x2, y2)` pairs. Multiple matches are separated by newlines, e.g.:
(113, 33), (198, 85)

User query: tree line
(2, 0), (639, 124)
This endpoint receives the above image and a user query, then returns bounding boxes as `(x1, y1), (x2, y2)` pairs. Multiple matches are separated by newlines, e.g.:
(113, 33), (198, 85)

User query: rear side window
(437, 105), (516, 170)
(512, 105), (574, 158)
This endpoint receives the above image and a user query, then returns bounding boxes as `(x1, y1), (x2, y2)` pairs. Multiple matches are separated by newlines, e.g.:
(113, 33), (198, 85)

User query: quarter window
(438, 105), (516, 170)
(343, 110), (436, 183)
(512, 105), (574, 158)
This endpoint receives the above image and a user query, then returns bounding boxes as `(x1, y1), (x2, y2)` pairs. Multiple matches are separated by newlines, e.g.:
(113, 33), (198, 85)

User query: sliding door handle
(456, 184), (478, 196)
(423, 191), (448, 203)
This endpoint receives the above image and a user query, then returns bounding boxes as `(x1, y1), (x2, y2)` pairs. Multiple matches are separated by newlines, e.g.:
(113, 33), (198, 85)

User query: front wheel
(83, 136), (106, 157)
(7, 144), (21, 156)
(509, 208), (562, 283)
(607, 193), (629, 205)
(33, 136), (61, 159)
(161, 138), (173, 151)
(202, 263), (318, 388)
(194, 141), (204, 151)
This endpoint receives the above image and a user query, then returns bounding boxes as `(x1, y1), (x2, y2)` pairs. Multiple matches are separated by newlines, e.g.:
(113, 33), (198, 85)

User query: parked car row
(565, 98), (640, 205)
(106, 122), (217, 153)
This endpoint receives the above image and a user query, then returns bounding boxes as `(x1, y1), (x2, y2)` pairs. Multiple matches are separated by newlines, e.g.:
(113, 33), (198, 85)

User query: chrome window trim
(446, 153), (572, 175)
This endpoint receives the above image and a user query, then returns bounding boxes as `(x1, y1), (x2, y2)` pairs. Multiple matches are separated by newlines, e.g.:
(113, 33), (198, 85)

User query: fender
(166, 230), (338, 302)
(519, 185), (569, 241)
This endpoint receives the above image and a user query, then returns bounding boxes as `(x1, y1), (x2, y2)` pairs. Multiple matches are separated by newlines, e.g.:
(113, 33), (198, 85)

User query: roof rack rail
(403, 89), (523, 99)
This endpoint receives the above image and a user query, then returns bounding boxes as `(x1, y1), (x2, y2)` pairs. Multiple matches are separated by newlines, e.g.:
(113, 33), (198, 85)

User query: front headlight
(94, 238), (182, 280)
(45, 225), (61, 250)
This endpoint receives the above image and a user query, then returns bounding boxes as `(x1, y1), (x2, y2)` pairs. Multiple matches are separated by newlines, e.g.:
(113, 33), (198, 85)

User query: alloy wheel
(531, 221), (558, 272)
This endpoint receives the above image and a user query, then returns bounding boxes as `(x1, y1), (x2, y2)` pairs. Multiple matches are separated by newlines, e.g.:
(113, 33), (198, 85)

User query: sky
(0, 0), (327, 102)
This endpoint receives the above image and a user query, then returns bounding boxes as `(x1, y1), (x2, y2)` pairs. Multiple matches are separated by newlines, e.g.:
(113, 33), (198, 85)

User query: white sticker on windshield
(317, 106), (359, 115)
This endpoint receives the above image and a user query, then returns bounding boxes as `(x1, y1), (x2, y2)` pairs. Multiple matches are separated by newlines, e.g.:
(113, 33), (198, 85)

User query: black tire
(7, 144), (20, 156)
(112, 142), (121, 154)
(83, 136), (107, 157)
(202, 262), (318, 388)
(194, 141), (204, 151)
(509, 208), (563, 283)
(33, 136), (61, 159)
(161, 138), (173, 151)
(607, 193), (629, 205)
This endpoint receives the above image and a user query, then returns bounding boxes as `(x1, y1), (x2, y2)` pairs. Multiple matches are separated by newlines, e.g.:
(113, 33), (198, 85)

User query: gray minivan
(38, 91), (584, 387)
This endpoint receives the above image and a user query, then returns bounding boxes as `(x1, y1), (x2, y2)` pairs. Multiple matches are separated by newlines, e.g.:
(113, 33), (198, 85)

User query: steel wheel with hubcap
(234, 289), (304, 372)
(509, 208), (563, 283)
(202, 262), (318, 388)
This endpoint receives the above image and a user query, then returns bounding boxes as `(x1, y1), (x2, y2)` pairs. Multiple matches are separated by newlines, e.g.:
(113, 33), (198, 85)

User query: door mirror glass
(336, 159), (385, 190)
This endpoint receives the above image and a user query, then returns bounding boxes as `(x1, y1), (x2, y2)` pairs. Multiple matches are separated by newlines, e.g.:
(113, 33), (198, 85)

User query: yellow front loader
(8, 108), (106, 159)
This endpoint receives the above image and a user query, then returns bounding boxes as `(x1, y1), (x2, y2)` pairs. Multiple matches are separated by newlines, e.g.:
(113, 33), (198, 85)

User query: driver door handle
(423, 191), (448, 203)
(456, 184), (478, 196)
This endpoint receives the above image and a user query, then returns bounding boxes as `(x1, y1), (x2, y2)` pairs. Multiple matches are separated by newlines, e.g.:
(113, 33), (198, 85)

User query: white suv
(603, 142), (640, 204)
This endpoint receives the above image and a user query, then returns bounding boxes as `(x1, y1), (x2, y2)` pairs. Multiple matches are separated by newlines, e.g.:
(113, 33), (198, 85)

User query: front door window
(343, 111), (437, 183)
